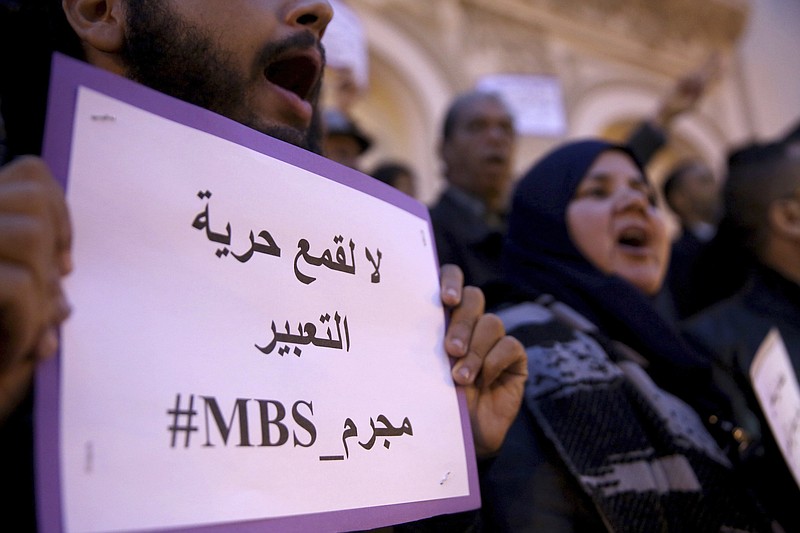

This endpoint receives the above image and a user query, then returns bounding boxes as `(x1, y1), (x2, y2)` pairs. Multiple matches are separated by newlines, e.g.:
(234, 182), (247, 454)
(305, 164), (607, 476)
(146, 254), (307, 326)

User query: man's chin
(256, 122), (322, 155)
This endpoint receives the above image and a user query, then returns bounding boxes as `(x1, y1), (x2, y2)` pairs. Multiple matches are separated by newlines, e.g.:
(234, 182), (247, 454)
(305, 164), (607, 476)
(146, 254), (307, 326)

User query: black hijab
(500, 139), (717, 410)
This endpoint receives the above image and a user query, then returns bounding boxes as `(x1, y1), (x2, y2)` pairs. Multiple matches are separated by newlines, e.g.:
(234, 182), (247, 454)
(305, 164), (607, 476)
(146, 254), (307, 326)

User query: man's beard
(121, 0), (323, 153)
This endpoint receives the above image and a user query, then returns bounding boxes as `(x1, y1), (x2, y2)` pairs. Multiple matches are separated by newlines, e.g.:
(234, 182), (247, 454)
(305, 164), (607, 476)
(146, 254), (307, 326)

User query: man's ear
(670, 189), (688, 218)
(769, 195), (800, 240)
(62, 0), (126, 53)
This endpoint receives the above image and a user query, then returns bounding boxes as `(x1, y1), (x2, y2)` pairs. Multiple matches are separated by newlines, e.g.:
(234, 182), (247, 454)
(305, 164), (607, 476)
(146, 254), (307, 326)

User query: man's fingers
(26, 156), (73, 276)
(477, 334), (527, 388)
(34, 266), (71, 361)
(445, 285), (483, 359)
(0, 157), (63, 213)
(0, 157), (69, 272)
(0, 156), (71, 367)
(0, 264), (39, 369)
(34, 324), (60, 361)
(49, 176), (72, 276)
(451, 311), (503, 385)
(439, 263), (464, 307)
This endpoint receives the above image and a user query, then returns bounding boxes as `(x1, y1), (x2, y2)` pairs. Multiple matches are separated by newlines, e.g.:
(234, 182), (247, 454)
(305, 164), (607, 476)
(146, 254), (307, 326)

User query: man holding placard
(0, 1), (526, 531)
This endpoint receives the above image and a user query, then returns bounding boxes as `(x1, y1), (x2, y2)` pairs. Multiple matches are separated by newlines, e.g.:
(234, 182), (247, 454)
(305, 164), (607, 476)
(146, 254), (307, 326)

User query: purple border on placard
(35, 53), (479, 533)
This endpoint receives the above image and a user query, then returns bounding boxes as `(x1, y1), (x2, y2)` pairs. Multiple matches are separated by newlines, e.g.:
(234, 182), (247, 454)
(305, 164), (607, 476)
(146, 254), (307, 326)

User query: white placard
(749, 328), (800, 489)
(55, 83), (470, 532)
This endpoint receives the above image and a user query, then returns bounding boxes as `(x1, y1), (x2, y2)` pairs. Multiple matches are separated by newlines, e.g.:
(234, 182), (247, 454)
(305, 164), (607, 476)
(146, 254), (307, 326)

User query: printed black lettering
(256, 399), (289, 446)
(202, 397), (253, 447)
(292, 400), (317, 447)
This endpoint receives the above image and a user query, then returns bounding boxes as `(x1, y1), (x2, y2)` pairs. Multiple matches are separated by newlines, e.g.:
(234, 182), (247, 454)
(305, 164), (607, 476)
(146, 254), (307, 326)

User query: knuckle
(506, 335), (526, 356)
(10, 156), (52, 181)
(10, 217), (50, 259)
(7, 182), (51, 217)
(462, 285), (485, 309)
(1, 158), (60, 213)
(491, 334), (525, 359)
(480, 312), (504, 332)
(0, 221), (50, 271)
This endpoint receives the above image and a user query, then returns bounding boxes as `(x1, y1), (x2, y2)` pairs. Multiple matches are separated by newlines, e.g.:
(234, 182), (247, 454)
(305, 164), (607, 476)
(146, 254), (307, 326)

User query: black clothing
(0, 389), (37, 532)
(664, 228), (708, 319)
(678, 217), (753, 319)
(429, 187), (505, 290)
(682, 265), (800, 532)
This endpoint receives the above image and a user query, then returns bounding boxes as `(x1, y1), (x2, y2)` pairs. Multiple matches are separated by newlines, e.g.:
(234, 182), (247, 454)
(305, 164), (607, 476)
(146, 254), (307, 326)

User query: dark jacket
(664, 228), (708, 319)
(429, 187), (505, 290)
(682, 265), (800, 532)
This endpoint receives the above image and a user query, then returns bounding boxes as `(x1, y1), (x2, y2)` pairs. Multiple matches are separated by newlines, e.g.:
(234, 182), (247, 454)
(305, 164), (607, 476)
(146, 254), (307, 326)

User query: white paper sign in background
(749, 328), (800, 490)
(476, 74), (567, 136)
(60, 87), (469, 533)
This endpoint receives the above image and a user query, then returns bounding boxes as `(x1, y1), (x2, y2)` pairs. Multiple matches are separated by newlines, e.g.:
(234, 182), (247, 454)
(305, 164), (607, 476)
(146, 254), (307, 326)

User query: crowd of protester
(1, 0), (798, 532)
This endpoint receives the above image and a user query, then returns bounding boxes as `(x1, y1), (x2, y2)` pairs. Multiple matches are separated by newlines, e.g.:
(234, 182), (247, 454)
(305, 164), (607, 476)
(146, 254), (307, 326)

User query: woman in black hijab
(480, 140), (776, 532)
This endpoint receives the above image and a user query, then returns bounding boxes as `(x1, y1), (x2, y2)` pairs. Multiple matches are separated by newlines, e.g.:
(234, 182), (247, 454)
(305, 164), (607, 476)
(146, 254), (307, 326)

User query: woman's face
(566, 150), (670, 295)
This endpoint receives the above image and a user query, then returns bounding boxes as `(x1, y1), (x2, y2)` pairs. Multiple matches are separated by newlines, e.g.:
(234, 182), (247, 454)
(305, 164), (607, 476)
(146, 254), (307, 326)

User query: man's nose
(486, 124), (514, 146)
(286, 1), (334, 39)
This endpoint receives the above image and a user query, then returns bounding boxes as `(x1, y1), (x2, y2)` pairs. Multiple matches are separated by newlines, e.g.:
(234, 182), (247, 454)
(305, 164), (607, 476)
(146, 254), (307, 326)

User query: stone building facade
(322, 0), (799, 207)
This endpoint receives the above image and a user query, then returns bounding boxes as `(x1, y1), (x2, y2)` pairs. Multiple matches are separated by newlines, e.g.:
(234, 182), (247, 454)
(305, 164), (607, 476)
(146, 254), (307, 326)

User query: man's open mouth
(264, 55), (320, 101)
(485, 154), (508, 165)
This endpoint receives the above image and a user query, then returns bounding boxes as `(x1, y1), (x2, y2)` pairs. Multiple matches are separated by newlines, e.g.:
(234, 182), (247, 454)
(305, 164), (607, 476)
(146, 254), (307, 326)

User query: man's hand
(655, 51), (722, 127)
(439, 264), (527, 458)
(0, 157), (72, 423)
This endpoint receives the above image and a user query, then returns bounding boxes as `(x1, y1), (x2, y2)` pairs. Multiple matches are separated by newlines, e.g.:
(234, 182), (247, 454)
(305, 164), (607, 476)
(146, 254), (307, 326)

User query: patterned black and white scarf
(496, 298), (774, 533)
